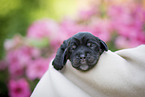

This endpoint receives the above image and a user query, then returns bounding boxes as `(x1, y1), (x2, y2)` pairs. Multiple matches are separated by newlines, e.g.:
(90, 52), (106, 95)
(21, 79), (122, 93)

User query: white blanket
(31, 45), (145, 97)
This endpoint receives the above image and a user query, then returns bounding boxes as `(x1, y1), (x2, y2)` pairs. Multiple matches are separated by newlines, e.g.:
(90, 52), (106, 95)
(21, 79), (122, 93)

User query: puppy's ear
(52, 39), (69, 70)
(99, 39), (108, 51)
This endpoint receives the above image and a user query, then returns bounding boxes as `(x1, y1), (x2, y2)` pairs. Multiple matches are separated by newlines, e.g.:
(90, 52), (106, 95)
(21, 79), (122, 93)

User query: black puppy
(52, 32), (108, 71)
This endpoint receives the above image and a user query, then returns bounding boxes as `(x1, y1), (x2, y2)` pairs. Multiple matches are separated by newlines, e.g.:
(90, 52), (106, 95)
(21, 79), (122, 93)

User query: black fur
(52, 32), (108, 71)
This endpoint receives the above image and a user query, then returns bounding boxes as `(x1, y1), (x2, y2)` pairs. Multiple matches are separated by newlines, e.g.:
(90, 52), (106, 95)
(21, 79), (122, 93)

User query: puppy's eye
(87, 43), (91, 47)
(87, 42), (96, 48)
(71, 45), (77, 50)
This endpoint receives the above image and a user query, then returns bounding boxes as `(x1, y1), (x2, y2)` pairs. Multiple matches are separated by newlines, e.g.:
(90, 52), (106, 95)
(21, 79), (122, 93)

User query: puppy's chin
(79, 64), (89, 71)
(71, 59), (98, 71)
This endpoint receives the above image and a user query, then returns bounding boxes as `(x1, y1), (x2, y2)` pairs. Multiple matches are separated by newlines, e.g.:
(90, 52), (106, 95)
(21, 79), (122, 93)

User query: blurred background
(0, 0), (145, 97)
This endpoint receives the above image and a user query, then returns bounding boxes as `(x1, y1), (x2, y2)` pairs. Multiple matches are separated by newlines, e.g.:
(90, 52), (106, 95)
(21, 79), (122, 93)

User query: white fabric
(31, 45), (145, 97)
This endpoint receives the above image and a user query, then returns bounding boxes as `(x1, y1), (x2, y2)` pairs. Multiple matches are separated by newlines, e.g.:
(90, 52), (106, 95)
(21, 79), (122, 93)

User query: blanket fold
(31, 45), (145, 97)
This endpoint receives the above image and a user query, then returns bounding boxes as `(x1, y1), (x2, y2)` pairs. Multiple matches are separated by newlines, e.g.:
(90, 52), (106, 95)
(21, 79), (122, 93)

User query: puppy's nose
(80, 54), (86, 59)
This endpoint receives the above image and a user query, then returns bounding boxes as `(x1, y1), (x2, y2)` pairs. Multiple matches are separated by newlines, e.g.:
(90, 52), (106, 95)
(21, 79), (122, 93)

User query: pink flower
(27, 19), (60, 40)
(8, 78), (30, 97)
(49, 29), (68, 51)
(7, 50), (24, 77)
(88, 19), (112, 42)
(60, 18), (112, 42)
(7, 46), (40, 77)
(60, 18), (81, 37)
(79, 7), (97, 20)
(115, 36), (131, 49)
(27, 19), (67, 50)
(115, 34), (145, 49)
(4, 35), (23, 51)
(8, 62), (24, 78)
(109, 5), (145, 48)
(26, 58), (50, 80)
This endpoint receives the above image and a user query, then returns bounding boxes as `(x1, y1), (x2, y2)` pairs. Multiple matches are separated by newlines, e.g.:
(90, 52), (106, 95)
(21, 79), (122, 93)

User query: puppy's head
(52, 32), (108, 71)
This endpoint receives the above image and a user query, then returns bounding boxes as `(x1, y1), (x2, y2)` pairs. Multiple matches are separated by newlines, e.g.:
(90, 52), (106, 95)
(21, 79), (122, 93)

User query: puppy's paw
(52, 59), (63, 70)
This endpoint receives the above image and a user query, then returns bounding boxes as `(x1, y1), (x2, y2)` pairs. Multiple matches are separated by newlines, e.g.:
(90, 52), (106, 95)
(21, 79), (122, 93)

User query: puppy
(52, 32), (108, 71)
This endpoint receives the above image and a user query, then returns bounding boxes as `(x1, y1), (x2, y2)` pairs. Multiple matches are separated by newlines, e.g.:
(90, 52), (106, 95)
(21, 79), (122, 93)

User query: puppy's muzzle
(72, 50), (97, 71)
(79, 54), (87, 64)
